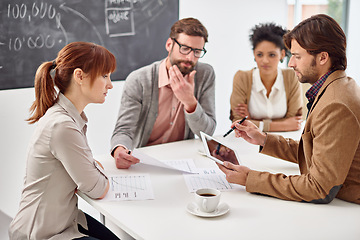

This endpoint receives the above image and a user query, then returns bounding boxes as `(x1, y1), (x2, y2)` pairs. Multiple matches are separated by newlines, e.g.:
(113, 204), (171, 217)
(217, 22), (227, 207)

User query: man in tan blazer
(217, 14), (360, 204)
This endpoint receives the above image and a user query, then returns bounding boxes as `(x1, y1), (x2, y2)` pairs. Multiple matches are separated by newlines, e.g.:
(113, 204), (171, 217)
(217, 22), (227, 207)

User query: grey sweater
(111, 60), (216, 150)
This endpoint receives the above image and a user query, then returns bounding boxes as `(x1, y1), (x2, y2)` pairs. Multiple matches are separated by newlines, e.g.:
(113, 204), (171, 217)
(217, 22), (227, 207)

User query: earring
(280, 58), (284, 63)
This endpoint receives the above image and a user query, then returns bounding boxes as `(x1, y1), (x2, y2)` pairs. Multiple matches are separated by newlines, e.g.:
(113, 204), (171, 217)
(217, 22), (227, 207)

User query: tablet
(200, 131), (240, 166)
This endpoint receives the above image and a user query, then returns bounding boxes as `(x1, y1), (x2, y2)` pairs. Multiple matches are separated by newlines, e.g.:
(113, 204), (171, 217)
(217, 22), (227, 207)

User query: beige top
(230, 68), (302, 131)
(9, 93), (108, 240)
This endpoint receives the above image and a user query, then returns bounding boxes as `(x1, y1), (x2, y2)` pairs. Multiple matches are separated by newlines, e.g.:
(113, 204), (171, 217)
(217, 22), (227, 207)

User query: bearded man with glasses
(111, 18), (216, 169)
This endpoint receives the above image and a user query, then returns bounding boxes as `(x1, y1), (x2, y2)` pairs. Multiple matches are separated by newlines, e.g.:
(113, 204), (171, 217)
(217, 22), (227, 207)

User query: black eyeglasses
(171, 38), (207, 58)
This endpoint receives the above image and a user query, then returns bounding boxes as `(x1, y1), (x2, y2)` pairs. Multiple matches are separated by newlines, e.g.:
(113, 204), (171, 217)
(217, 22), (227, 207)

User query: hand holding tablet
(201, 132), (251, 186)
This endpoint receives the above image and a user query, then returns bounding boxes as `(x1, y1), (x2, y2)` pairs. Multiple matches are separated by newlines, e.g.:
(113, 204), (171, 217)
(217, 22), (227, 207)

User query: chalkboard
(0, 0), (179, 90)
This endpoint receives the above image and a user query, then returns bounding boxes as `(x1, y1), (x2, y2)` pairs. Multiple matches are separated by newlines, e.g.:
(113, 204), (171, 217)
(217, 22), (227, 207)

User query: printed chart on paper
(102, 174), (154, 201)
(183, 168), (238, 192)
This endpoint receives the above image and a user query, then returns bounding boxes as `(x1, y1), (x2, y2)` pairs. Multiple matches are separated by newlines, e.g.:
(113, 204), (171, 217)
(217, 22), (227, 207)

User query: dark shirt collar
(305, 70), (334, 103)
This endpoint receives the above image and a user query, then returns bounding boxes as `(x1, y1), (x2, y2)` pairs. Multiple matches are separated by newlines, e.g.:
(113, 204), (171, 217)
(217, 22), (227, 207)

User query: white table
(79, 131), (360, 240)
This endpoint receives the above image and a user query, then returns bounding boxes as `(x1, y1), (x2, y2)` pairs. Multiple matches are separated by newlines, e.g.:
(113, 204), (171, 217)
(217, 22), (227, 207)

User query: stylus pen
(223, 116), (248, 138)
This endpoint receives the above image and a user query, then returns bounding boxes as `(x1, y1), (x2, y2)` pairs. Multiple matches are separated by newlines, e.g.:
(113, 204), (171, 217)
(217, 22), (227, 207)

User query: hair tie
(50, 61), (56, 82)
(51, 60), (57, 70)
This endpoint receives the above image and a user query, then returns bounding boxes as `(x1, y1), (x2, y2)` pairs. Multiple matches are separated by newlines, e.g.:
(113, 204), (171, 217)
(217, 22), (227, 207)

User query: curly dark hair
(250, 23), (289, 57)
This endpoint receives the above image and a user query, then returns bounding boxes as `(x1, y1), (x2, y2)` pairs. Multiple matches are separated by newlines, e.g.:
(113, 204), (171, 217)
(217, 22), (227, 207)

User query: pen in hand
(215, 116), (248, 155)
(223, 116), (248, 138)
(215, 116), (248, 154)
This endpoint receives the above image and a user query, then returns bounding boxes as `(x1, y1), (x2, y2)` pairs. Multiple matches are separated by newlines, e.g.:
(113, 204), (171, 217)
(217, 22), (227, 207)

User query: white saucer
(186, 202), (229, 218)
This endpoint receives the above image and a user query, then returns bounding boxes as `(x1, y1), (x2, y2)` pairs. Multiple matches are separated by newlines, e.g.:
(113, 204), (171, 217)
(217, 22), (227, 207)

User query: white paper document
(132, 149), (198, 173)
(101, 174), (154, 201)
(183, 168), (239, 192)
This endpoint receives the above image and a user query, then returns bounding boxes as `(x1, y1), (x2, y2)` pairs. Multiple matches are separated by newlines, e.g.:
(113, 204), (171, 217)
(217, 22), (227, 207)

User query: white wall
(346, 0), (360, 85)
(7, 0), (359, 219)
(0, 88), (36, 217)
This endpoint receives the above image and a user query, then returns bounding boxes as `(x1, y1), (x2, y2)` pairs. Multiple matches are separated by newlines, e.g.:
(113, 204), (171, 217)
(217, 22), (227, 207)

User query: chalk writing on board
(4, 2), (64, 52)
(0, 0), (179, 90)
(106, 0), (135, 37)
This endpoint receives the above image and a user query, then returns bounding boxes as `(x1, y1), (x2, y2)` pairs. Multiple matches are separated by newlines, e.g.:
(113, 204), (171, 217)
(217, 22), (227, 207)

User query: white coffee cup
(195, 188), (221, 213)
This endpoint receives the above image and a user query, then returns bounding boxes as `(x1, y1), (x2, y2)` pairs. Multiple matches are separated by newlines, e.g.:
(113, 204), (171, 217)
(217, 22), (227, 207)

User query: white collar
(252, 68), (284, 93)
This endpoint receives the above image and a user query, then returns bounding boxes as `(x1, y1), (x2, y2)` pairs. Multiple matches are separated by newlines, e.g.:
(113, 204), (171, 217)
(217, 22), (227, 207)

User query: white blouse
(248, 68), (287, 120)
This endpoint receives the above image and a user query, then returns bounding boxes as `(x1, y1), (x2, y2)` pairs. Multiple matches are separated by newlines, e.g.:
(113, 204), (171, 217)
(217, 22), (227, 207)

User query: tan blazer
(230, 68), (303, 131)
(246, 71), (360, 204)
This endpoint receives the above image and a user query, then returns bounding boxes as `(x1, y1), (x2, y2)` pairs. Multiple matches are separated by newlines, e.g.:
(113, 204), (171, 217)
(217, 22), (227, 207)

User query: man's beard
(294, 58), (319, 84)
(170, 58), (196, 76)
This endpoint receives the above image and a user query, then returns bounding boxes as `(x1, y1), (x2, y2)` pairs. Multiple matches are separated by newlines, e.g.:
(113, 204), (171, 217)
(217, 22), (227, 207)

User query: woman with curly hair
(230, 23), (303, 132)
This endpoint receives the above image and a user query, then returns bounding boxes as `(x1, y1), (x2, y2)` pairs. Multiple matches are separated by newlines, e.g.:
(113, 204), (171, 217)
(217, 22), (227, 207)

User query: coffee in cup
(195, 188), (221, 213)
